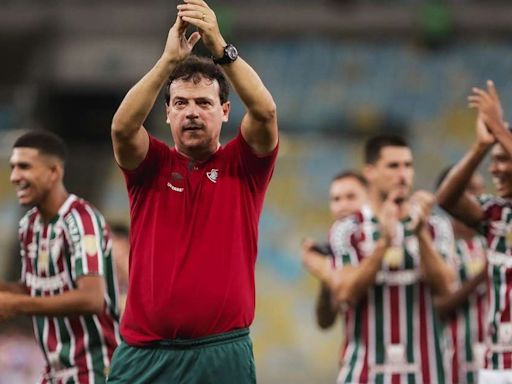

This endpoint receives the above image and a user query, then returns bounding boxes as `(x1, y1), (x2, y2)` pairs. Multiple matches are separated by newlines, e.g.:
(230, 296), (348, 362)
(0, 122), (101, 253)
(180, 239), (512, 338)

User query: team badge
(506, 231), (512, 248)
(206, 169), (219, 183)
(384, 246), (404, 268)
(83, 235), (98, 257)
(38, 249), (49, 271)
(467, 259), (485, 277)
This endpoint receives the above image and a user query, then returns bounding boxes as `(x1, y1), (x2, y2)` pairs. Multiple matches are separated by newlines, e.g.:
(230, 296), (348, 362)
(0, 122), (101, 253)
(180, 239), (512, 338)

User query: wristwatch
(212, 44), (239, 65)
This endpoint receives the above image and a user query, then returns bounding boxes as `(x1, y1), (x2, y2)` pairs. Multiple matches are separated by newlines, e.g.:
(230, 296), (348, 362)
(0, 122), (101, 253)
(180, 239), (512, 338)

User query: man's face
(9, 148), (57, 207)
(366, 146), (414, 202)
(489, 143), (512, 198)
(166, 76), (230, 157)
(329, 177), (367, 220)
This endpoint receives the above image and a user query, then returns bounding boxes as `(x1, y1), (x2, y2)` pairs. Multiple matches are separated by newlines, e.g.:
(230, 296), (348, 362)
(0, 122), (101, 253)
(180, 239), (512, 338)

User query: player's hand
(377, 189), (401, 243)
(0, 292), (19, 321)
(409, 190), (435, 234)
(177, 0), (226, 58)
(468, 80), (506, 142)
(301, 238), (332, 283)
(162, 11), (202, 64)
(474, 114), (496, 147)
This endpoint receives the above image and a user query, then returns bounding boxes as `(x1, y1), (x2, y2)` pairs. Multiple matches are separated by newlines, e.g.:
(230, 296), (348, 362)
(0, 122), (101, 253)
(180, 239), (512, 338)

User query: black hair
(332, 170), (368, 188)
(164, 55), (230, 105)
(364, 135), (409, 164)
(13, 130), (67, 163)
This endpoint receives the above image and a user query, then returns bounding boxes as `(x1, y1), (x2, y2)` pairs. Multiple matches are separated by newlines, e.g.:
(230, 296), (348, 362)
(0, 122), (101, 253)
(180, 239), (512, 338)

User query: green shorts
(107, 328), (256, 384)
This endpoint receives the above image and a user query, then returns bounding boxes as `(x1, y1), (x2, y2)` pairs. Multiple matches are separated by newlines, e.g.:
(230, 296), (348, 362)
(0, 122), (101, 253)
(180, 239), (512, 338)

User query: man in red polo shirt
(107, 0), (278, 383)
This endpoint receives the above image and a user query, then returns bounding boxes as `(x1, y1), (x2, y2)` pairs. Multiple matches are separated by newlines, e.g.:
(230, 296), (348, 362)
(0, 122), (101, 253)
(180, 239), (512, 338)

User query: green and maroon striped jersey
(478, 195), (512, 370)
(18, 194), (121, 384)
(330, 205), (451, 384)
(448, 233), (487, 384)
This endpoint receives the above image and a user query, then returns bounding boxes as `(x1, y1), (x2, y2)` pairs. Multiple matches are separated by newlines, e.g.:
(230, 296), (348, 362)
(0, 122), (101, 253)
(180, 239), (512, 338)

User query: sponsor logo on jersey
(168, 172), (185, 192)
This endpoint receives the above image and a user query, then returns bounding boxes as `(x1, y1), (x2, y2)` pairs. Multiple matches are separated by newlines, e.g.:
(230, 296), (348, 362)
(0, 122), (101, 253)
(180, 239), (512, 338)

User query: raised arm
(436, 117), (493, 227)
(111, 13), (201, 170)
(177, 0), (278, 154)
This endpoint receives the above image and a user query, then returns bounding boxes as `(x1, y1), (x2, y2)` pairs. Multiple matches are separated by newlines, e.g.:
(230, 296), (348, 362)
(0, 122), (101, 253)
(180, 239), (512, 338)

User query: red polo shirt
(120, 132), (278, 345)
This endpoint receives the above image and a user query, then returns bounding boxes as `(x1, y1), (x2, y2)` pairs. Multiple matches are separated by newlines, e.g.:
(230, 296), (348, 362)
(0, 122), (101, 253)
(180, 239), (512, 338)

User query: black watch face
(226, 45), (238, 60)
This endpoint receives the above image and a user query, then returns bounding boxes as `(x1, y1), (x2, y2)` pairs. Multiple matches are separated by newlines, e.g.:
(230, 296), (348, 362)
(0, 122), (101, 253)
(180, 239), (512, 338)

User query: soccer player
(305, 135), (455, 383)
(303, 170), (368, 330)
(107, 0), (278, 382)
(438, 80), (512, 382)
(435, 168), (487, 384)
(0, 130), (120, 383)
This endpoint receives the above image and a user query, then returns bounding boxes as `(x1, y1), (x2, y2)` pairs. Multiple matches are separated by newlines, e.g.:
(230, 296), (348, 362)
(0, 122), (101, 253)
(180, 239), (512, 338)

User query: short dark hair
(332, 170), (368, 188)
(364, 135), (409, 164)
(13, 130), (67, 163)
(164, 55), (230, 105)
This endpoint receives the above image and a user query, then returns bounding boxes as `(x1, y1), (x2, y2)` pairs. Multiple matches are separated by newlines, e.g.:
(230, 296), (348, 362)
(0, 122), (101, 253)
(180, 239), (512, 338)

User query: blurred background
(1, 0), (512, 382)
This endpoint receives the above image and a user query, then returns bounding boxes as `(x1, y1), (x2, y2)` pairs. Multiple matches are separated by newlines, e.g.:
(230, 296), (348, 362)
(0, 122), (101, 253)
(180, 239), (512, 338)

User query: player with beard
(305, 135), (455, 383)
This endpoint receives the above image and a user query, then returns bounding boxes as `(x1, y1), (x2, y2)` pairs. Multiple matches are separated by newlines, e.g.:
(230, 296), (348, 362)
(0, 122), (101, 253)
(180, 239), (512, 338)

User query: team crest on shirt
(206, 168), (219, 183)
(83, 235), (98, 257)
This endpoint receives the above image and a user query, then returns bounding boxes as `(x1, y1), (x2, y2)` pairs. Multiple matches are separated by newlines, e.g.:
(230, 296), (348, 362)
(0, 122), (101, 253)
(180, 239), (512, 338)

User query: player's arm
(177, 0), (278, 155)
(0, 280), (26, 294)
(417, 229), (455, 296)
(303, 236), (388, 308)
(0, 276), (105, 320)
(111, 12), (201, 170)
(436, 119), (492, 227)
(434, 268), (486, 319)
(315, 283), (337, 329)
(412, 191), (456, 296)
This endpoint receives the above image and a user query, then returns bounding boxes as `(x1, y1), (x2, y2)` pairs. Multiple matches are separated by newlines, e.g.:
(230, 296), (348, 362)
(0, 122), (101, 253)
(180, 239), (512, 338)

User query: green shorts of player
(106, 328), (256, 384)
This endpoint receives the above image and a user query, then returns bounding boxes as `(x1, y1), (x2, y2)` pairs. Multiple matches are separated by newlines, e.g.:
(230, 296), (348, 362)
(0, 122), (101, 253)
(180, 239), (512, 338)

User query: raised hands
(377, 189), (402, 243)
(177, 0), (226, 58)
(163, 12), (202, 64)
(468, 80), (507, 143)
(410, 190), (435, 234)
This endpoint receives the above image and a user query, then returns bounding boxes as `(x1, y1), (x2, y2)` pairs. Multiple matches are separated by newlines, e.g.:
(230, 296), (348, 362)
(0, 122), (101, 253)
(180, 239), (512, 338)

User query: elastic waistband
(146, 328), (249, 350)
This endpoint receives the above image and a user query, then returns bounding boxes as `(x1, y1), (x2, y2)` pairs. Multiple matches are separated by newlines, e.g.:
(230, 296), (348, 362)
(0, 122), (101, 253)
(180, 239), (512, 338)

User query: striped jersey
(478, 195), (512, 370)
(448, 233), (487, 384)
(330, 205), (452, 384)
(18, 194), (121, 384)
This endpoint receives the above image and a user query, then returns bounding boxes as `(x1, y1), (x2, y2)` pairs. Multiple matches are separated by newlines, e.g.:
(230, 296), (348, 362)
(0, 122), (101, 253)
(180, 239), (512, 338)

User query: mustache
(182, 120), (205, 130)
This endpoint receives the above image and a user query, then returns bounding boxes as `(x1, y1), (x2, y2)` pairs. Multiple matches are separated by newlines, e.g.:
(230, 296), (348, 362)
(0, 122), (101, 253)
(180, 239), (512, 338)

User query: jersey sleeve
(429, 214), (456, 262)
(329, 216), (361, 269)
(120, 134), (169, 188)
(235, 131), (278, 194)
(64, 206), (107, 281)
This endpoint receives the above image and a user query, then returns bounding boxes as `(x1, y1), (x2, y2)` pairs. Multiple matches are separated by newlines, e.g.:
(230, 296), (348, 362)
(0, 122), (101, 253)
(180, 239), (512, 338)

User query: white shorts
(478, 369), (512, 384)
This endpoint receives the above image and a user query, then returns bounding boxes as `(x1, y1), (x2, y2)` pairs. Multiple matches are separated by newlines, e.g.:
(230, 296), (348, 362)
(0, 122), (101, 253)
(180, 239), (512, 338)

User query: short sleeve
(64, 206), (106, 281)
(120, 134), (169, 187)
(329, 216), (361, 269)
